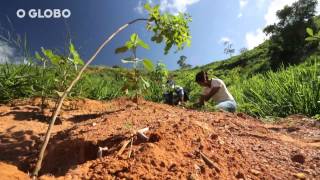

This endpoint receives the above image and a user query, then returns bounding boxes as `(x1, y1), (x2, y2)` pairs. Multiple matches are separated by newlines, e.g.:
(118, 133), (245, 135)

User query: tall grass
(1, 57), (319, 119)
(0, 63), (37, 102)
(231, 59), (320, 117)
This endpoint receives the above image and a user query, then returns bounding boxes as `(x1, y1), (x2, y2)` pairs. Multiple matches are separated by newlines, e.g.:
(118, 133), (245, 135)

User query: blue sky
(0, 0), (317, 69)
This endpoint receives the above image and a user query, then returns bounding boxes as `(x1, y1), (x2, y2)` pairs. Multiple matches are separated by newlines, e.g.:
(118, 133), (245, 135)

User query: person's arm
(203, 86), (220, 101)
(196, 80), (221, 107)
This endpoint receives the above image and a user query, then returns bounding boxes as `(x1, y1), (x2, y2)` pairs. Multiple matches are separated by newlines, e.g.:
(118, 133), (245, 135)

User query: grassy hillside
(171, 38), (320, 119)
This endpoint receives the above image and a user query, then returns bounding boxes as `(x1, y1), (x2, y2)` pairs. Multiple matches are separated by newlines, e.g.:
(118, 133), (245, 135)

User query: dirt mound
(1, 98), (319, 179)
(0, 162), (30, 180)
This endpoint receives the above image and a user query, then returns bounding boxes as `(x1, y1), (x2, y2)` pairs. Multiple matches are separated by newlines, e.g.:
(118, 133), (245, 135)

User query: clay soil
(0, 98), (319, 180)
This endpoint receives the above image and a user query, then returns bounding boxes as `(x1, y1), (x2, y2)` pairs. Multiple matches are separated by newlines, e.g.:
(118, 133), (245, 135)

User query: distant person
(163, 80), (189, 105)
(194, 71), (236, 112)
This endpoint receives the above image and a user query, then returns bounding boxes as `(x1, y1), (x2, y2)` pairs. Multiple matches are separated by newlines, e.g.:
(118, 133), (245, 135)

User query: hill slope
(0, 98), (319, 179)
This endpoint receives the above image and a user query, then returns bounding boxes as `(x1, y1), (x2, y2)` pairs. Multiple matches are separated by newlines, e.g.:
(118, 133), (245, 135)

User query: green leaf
(55, 90), (64, 97)
(140, 76), (150, 88)
(125, 41), (134, 49)
(41, 48), (60, 65)
(186, 39), (191, 47)
(35, 51), (42, 61)
(306, 28), (314, 36)
(143, 59), (154, 71)
(305, 37), (318, 41)
(69, 42), (84, 65)
(115, 46), (129, 54)
(137, 39), (150, 49)
(121, 57), (135, 64)
(130, 33), (138, 43)
(144, 3), (151, 11)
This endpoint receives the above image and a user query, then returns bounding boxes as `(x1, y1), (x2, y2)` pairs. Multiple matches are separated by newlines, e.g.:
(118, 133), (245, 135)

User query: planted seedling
(115, 33), (154, 103)
(34, 42), (84, 112)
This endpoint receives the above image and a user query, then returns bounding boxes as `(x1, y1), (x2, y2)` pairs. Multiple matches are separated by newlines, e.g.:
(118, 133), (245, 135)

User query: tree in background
(263, 0), (318, 69)
(239, 47), (248, 54)
(177, 55), (192, 69)
(223, 41), (235, 57)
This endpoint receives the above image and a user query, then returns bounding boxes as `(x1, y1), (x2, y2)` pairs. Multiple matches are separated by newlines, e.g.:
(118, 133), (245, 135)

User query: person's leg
(215, 100), (237, 112)
(163, 92), (174, 105)
(176, 89), (185, 105)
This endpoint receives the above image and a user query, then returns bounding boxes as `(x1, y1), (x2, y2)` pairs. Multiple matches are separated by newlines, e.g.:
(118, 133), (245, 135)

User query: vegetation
(264, 0), (318, 69)
(115, 33), (154, 102)
(223, 41), (235, 57)
(231, 59), (320, 118)
(177, 55), (192, 69)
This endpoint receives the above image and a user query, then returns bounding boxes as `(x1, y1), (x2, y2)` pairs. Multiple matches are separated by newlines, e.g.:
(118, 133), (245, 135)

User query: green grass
(231, 59), (320, 117)
(1, 53), (319, 120)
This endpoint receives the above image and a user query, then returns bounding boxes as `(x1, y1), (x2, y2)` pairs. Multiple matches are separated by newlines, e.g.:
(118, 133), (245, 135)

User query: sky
(0, 0), (319, 70)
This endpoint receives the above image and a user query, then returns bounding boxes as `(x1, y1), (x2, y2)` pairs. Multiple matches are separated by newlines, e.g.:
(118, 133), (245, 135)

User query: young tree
(32, 3), (192, 177)
(263, 0), (318, 69)
(177, 55), (192, 69)
(239, 47), (248, 54)
(115, 33), (154, 103)
(223, 41), (235, 57)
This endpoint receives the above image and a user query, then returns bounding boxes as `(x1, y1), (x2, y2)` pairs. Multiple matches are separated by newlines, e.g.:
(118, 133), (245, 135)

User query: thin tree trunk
(32, 18), (148, 178)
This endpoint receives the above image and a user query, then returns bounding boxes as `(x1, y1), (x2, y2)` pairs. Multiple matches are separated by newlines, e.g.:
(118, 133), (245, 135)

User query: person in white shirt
(194, 71), (237, 112)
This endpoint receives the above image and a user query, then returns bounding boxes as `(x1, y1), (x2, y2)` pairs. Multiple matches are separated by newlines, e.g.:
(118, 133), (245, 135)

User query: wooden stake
(128, 138), (134, 158)
(117, 140), (131, 156)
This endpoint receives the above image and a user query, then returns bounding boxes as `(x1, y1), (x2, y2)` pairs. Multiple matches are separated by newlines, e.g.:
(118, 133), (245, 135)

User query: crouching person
(194, 71), (236, 112)
(164, 80), (189, 105)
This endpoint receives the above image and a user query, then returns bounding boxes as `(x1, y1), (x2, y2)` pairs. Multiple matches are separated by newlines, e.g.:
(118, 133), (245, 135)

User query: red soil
(0, 98), (319, 180)
(0, 162), (30, 180)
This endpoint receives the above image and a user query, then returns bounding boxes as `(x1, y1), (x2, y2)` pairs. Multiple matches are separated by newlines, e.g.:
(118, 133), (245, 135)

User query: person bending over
(194, 71), (236, 112)
(164, 80), (189, 105)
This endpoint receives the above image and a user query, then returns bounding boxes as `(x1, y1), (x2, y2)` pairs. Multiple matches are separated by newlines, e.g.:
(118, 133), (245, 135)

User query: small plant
(152, 61), (169, 83)
(115, 33), (154, 103)
(34, 42), (84, 108)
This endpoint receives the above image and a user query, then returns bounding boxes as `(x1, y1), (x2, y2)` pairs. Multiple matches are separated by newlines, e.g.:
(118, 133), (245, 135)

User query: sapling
(115, 33), (154, 103)
(33, 3), (191, 177)
(34, 42), (84, 113)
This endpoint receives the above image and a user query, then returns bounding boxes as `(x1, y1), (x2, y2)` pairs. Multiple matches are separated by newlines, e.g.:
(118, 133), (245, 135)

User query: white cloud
(245, 29), (267, 49)
(245, 0), (300, 49)
(317, 4), (320, 15)
(159, 0), (200, 14)
(134, 0), (153, 14)
(238, 0), (248, 18)
(256, 0), (266, 8)
(134, 1), (144, 14)
(240, 0), (249, 9)
(0, 40), (17, 64)
(220, 37), (232, 44)
(264, 0), (298, 25)
(244, 0), (320, 49)
(135, 0), (199, 15)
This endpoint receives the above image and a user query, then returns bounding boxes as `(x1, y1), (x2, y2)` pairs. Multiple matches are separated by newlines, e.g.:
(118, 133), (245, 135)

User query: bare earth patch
(0, 98), (319, 179)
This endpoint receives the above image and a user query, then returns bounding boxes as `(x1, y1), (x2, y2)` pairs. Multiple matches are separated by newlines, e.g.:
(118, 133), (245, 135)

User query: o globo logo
(17, 9), (71, 18)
